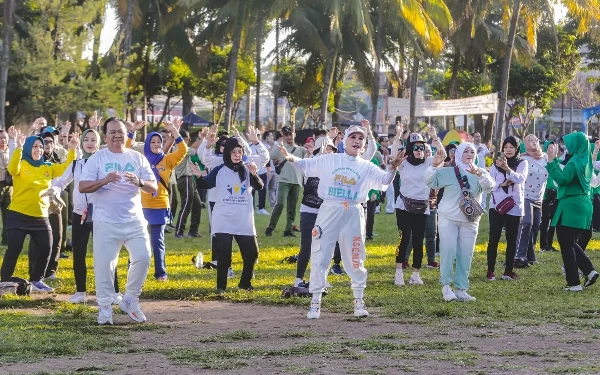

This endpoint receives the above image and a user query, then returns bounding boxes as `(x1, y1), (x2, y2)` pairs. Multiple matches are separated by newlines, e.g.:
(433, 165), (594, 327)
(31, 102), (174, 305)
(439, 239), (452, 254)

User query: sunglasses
(412, 145), (425, 152)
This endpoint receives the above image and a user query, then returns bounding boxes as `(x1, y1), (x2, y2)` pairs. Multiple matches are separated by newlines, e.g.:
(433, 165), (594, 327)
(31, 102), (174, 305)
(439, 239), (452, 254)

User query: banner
(388, 93), (498, 117)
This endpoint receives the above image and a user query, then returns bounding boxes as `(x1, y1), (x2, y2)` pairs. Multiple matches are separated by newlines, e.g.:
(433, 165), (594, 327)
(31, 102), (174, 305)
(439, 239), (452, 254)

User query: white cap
(342, 125), (367, 144)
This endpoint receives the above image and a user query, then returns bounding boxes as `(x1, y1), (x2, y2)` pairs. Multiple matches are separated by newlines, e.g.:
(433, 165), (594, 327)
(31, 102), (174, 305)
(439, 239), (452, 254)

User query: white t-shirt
(395, 157), (434, 213)
(204, 165), (257, 236)
(80, 148), (155, 224)
(291, 153), (394, 204)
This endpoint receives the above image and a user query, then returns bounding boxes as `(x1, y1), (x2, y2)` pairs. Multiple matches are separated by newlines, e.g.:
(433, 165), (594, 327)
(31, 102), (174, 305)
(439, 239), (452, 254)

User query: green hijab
(542, 139), (554, 152)
(80, 129), (100, 159)
(562, 132), (592, 193)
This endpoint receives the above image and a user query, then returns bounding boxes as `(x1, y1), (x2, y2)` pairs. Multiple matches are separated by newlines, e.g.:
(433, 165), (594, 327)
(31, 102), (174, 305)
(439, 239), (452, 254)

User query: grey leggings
(515, 199), (541, 261)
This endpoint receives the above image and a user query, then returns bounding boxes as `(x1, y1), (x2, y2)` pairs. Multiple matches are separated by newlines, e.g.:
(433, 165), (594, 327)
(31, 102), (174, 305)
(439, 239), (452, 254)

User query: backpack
(1, 277), (31, 296)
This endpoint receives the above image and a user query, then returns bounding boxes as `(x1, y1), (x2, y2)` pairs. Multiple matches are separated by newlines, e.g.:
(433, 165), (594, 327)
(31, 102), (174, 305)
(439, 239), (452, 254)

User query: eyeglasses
(412, 145), (425, 152)
(44, 139), (54, 144)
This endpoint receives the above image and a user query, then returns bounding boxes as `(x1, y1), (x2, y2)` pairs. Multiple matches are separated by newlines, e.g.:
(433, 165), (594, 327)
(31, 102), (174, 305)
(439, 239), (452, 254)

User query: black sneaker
(265, 227), (273, 237)
(584, 270), (599, 287)
(238, 283), (254, 291)
(514, 259), (530, 269)
(187, 232), (202, 238)
(59, 252), (69, 259)
(283, 231), (296, 238)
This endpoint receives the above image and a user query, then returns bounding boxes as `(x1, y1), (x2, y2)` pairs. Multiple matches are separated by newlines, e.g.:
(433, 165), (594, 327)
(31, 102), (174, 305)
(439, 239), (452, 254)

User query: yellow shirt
(8, 148), (76, 217)
(141, 138), (188, 209)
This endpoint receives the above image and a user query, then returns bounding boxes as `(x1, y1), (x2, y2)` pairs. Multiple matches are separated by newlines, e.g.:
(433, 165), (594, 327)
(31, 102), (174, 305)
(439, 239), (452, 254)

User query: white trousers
(385, 184), (395, 213)
(309, 202), (367, 299)
(438, 215), (479, 290)
(93, 220), (151, 306)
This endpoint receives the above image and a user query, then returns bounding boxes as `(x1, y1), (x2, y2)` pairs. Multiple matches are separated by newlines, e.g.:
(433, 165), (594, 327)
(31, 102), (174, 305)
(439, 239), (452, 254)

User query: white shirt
(475, 143), (490, 166)
(395, 157), (434, 213)
(521, 155), (548, 202)
(489, 161), (528, 216)
(53, 159), (91, 215)
(80, 148), (155, 224)
(290, 153), (395, 204)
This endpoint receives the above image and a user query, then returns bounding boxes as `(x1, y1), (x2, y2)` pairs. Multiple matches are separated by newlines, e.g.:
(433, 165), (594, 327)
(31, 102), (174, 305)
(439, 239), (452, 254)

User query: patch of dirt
(2, 296), (600, 375)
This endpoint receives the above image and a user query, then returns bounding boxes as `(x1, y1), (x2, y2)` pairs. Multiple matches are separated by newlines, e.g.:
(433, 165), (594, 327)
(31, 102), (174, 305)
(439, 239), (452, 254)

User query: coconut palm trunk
(224, 13), (245, 132)
(320, 47), (338, 128)
(0, 0), (15, 129)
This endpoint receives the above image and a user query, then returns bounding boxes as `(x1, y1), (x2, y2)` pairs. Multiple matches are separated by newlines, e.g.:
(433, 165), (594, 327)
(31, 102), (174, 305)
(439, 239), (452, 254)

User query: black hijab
(215, 135), (229, 156)
(406, 141), (425, 166)
(223, 137), (246, 182)
(497, 136), (523, 192)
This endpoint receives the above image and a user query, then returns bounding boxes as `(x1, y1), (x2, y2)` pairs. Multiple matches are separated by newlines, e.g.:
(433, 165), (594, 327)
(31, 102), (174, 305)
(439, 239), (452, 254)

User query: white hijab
(454, 142), (477, 173)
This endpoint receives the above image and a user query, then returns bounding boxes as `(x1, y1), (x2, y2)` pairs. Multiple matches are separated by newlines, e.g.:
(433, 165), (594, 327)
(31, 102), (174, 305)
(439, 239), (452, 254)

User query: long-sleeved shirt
(142, 137), (188, 209)
(52, 159), (90, 215)
(425, 165), (494, 222)
(489, 161), (528, 217)
(521, 155), (548, 202)
(288, 153), (395, 204)
(0, 140), (16, 182)
(9, 148), (76, 217)
(395, 157), (434, 214)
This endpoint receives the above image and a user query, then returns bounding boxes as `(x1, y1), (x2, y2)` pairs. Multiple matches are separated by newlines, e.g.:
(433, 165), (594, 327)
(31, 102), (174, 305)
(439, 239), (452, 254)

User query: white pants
(309, 202), (367, 299)
(385, 184), (395, 213)
(438, 215), (479, 290)
(93, 220), (151, 306)
(480, 191), (489, 211)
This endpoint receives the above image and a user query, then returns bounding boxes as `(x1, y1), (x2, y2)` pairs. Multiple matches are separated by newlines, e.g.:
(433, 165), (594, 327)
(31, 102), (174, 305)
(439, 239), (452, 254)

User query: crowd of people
(0, 115), (599, 323)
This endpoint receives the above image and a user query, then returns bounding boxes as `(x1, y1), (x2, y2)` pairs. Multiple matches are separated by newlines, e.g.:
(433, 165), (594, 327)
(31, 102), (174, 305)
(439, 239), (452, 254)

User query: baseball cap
(281, 126), (293, 134)
(342, 125), (367, 144)
(313, 137), (337, 155)
(408, 133), (424, 144)
(41, 126), (59, 135)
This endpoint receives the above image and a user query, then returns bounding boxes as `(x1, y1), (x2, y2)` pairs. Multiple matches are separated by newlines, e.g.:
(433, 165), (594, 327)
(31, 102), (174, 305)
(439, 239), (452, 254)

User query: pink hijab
(523, 134), (543, 160)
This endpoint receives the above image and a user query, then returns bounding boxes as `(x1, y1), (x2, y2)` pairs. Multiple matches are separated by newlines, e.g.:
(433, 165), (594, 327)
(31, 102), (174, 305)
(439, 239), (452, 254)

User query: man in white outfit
(80, 118), (158, 325)
(282, 125), (401, 319)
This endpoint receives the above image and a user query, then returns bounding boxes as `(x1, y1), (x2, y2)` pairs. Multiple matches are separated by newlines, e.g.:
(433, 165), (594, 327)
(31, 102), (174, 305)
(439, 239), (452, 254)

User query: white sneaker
(69, 292), (87, 304)
(119, 297), (147, 323)
(307, 303), (321, 319)
(294, 278), (303, 287)
(564, 285), (583, 292)
(97, 305), (113, 325)
(408, 272), (424, 285)
(442, 285), (457, 302)
(112, 293), (124, 305)
(257, 208), (270, 215)
(44, 273), (57, 280)
(455, 289), (476, 301)
(353, 299), (369, 317)
(227, 267), (235, 279)
(394, 269), (405, 286)
(31, 281), (54, 293)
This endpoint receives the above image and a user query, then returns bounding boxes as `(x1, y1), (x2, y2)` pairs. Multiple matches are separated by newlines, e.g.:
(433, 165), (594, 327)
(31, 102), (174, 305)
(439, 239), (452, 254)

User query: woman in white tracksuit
(282, 125), (401, 319)
(425, 143), (494, 301)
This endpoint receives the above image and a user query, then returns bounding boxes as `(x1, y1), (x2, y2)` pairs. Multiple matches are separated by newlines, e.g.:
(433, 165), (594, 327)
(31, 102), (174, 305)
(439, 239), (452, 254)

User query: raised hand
(495, 157), (509, 171)
(89, 111), (102, 129)
(16, 132), (25, 149)
(304, 144), (315, 157)
(547, 143), (558, 162)
(432, 148), (445, 167)
(278, 144), (290, 159)
(390, 150), (407, 169)
(427, 124), (437, 139)
(133, 120), (146, 131)
(206, 129), (218, 147)
(327, 127), (338, 139)
(466, 163), (480, 175)
(247, 124), (259, 143)
(189, 163), (203, 178)
(172, 116), (183, 131)
(247, 161), (258, 175)
(7, 126), (17, 139)
(32, 117), (46, 132)
(68, 132), (80, 151)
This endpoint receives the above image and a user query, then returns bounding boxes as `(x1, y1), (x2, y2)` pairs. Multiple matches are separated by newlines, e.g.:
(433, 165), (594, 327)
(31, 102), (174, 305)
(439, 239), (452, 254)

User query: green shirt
(546, 159), (592, 229)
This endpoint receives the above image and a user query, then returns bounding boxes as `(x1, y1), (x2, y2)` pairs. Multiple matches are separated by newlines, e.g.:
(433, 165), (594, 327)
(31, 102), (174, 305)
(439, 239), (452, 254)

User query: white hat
(314, 137), (337, 155)
(342, 125), (367, 144)
(408, 133), (425, 144)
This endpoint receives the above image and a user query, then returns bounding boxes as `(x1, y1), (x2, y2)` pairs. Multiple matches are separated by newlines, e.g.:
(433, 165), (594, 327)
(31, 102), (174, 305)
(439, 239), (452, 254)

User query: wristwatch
(138, 177), (144, 188)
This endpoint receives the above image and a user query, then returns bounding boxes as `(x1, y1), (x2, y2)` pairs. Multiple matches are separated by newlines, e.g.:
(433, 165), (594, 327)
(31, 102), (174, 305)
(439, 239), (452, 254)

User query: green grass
(2, 209), (600, 366)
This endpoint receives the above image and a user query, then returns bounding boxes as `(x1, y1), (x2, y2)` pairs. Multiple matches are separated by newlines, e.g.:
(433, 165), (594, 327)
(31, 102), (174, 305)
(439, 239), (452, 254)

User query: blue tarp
(182, 113), (211, 127)
(582, 105), (600, 134)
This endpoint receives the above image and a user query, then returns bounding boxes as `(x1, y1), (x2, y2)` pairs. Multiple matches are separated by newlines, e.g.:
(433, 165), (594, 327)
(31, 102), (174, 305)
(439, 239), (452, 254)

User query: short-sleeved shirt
(80, 148), (155, 224)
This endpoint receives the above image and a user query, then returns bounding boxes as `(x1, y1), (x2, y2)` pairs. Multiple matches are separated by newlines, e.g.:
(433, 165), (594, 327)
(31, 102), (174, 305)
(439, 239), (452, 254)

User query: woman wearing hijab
(27, 131), (66, 280)
(486, 136), (528, 281)
(141, 122), (187, 281)
(51, 127), (120, 303)
(546, 133), (599, 291)
(514, 134), (549, 268)
(0, 131), (76, 292)
(394, 128), (445, 287)
(540, 140), (559, 252)
(425, 143), (494, 301)
(193, 137), (264, 292)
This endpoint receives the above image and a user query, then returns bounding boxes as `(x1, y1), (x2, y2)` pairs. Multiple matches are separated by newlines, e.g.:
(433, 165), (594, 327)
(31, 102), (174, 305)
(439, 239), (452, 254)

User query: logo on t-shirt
(104, 162), (136, 173)
(227, 183), (247, 196)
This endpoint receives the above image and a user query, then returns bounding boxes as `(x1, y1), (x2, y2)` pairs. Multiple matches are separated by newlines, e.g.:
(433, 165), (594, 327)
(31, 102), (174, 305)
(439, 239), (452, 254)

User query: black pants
(253, 173), (268, 210)
(395, 209), (427, 269)
(540, 198), (557, 249)
(175, 176), (201, 235)
(556, 224), (595, 286)
(1, 228), (52, 282)
(486, 209), (521, 273)
(297, 212), (317, 280)
(0, 184), (11, 244)
(366, 200), (376, 238)
(72, 213), (119, 293)
(28, 212), (62, 278)
(213, 233), (258, 290)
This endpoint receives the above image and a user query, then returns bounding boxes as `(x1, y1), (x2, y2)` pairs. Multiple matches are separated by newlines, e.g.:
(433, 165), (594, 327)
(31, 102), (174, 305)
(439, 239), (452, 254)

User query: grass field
(2, 208), (600, 374)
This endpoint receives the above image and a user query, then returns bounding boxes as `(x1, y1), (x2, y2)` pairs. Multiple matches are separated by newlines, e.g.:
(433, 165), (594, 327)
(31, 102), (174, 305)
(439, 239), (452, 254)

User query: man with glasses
(80, 118), (158, 325)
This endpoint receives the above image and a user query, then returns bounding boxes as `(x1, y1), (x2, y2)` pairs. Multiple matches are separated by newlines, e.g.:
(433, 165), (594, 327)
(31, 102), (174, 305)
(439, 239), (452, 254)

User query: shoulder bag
(400, 193), (428, 214)
(454, 167), (484, 222)
(275, 147), (296, 174)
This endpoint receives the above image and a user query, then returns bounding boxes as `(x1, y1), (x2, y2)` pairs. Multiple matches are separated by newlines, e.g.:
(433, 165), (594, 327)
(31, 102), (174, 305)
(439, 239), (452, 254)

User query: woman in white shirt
(394, 129), (445, 287)
(486, 136), (528, 281)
